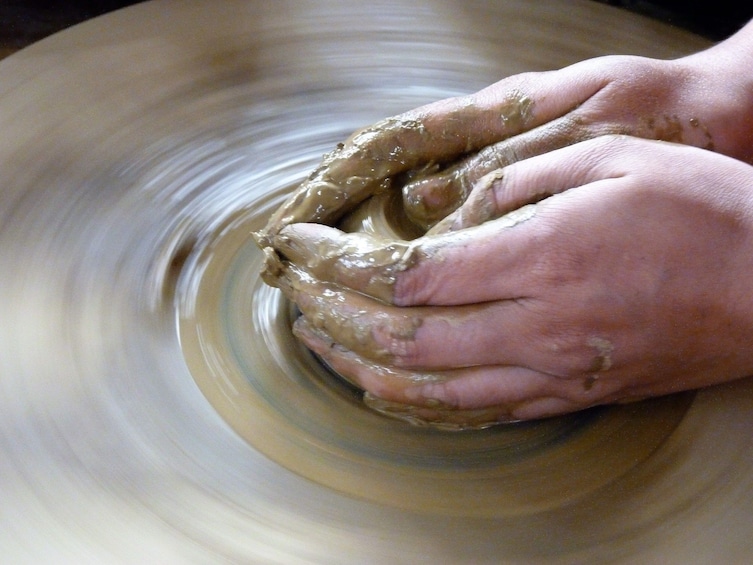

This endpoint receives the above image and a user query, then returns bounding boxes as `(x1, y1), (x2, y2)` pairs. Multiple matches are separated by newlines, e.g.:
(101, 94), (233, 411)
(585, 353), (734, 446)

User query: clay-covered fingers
(432, 134), (633, 232)
(293, 317), (595, 423)
(272, 136), (631, 305)
(403, 113), (622, 229)
(292, 316), (448, 402)
(273, 258), (538, 370)
(259, 66), (611, 239)
(271, 220), (537, 307)
(270, 225), (418, 304)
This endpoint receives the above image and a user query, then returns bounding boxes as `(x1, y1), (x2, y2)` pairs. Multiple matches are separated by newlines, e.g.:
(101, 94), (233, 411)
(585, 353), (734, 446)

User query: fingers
(279, 261), (425, 364)
(292, 317), (449, 401)
(273, 220), (537, 307)
(402, 113), (619, 228)
(274, 256), (542, 369)
(435, 134), (633, 232)
(271, 224), (419, 304)
(403, 371), (587, 421)
(273, 136), (629, 308)
(294, 317), (594, 423)
(259, 106), (513, 240)
(260, 65), (611, 238)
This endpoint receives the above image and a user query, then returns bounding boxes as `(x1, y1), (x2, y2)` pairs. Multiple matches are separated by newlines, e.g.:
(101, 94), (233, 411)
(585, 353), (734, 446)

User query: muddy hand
(293, 317), (555, 429)
(258, 62), (624, 239)
(406, 27), (753, 230)
(412, 44), (753, 228)
(273, 136), (753, 421)
(261, 21), (753, 238)
(268, 253), (583, 427)
(256, 85), (541, 242)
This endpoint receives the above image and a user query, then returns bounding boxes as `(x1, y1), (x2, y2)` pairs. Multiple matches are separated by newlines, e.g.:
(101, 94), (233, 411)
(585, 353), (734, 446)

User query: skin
(260, 21), (753, 422)
(274, 136), (753, 421)
(258, 20), (753, 240)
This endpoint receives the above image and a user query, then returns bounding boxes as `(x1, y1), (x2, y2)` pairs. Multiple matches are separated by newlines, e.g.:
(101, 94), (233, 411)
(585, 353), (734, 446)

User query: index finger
(272, 135), (637, 306)
(272, 217), (538, 307)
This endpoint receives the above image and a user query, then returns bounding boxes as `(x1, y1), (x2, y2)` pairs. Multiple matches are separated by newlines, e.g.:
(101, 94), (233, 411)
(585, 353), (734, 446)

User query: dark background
(601, 0), (752, 40)
(0, 0), (751, 56)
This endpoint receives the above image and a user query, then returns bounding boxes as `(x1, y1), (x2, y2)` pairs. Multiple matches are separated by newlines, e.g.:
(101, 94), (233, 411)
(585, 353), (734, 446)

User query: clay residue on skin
(257, 244), (286, 289)
(347, 117), (427, 159)
(451, 169), (503, 228)
(640, 114), (715, 151)
(259, 116), (432, 237)
(498, 90), (534, 132)
(277, 261), (422, 363)
(586, 337), (614, 373)
(272, 228), (419, 304)
(688, 116), (715, 151)
(499, 203), (537, 227)
(402, 92), (536, 228)
(293, 317), (444, 390)
(452, 168), (538, 230)
(363, 392), (516, 431)
(402, 170), (469, 229)
(582, 375), (598, 392)
(582, 337), (614, 392)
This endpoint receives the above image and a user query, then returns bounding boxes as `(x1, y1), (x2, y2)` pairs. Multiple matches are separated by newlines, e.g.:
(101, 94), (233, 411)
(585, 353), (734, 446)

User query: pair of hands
(258, 23), (753, 424)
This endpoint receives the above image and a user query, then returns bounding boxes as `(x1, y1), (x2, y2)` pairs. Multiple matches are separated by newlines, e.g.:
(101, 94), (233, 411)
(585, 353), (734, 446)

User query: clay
(254, 93), (543, 429)
(293, 316), (446, 389)
(271, 226), (418, 303)
(294, 317), (519, 430)
(363, 393), (517, 430)
(258, 92), (536, 240)
(272, 261), (423, 363)
(258, 117), (429, 240)
(587, 336), (614, 372)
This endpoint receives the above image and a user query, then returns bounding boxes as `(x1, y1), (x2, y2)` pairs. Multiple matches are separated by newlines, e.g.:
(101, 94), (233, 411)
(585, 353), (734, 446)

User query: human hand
(266, 136), (753, 424)
(258, 24), (753, 239)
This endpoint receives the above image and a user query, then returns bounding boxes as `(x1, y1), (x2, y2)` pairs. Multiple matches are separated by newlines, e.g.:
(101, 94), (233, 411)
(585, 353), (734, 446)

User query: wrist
(677, 20), (753, 163)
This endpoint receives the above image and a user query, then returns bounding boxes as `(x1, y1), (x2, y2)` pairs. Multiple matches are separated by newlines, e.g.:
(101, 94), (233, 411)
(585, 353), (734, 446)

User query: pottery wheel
(2, 1), (753, 562)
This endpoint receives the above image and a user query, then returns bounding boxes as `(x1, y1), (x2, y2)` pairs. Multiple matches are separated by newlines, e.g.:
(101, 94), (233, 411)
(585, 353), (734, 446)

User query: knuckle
(370, 314), (424, 366)
(392, 245), (443, 306)
(422, 381), (463, 409)
(527, 231), (583, 288)
(392, 267), (441, 307)
(537, 330), (604, 379)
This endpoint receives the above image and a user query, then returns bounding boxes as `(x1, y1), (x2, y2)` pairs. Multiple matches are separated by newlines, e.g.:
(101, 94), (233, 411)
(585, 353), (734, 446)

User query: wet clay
(270, 261), (423, 363)
(258, 91), (535, 240)
(271, 227), (419, 304)
(255, 92), (544, 429)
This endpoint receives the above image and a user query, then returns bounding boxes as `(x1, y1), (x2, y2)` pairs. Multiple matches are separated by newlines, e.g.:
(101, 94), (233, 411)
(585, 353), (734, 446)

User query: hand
(268, 136), (753, 423)
(258, 22), (753, 238)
